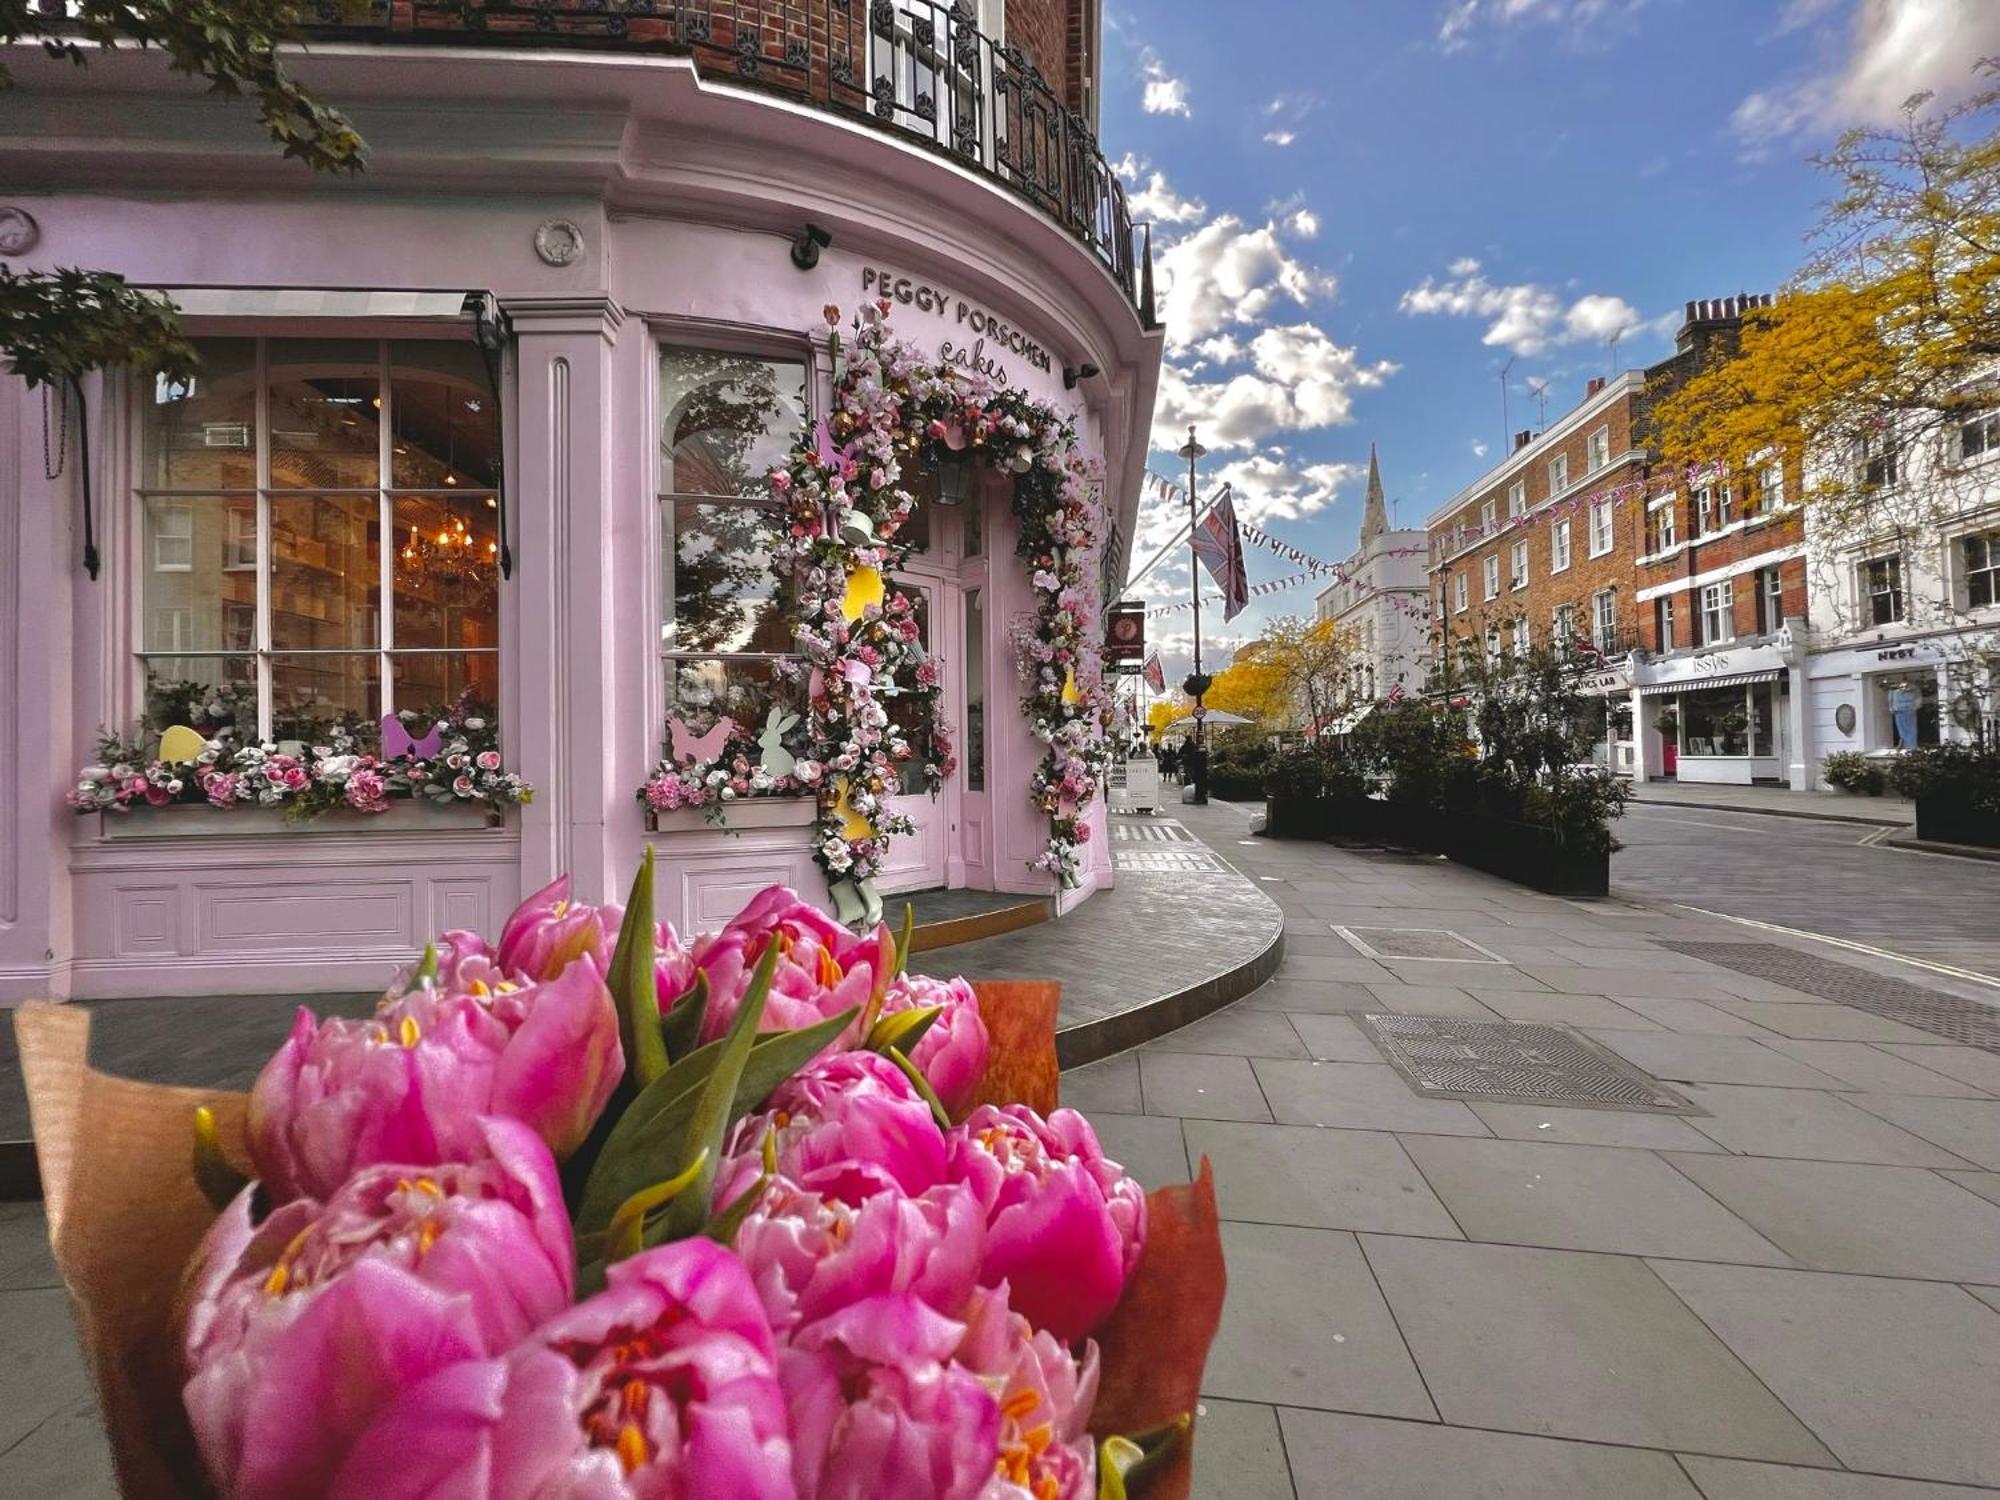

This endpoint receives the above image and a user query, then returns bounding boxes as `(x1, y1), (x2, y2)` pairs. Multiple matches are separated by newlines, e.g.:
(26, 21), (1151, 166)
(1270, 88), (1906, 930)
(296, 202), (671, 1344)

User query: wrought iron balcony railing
(303, 1), (1156, 323)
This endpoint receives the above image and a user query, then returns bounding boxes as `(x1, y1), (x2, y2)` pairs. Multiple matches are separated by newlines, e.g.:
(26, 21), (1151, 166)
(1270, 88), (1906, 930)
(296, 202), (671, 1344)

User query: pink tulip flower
(956, 1284), (1100, 1500)
(495, 874), (626, 982)
(878, 973), (990, 1118)
(331, 1239), (794, 1500)
(780, 1294), (998, 1500)
(686, 886), (896, 1048)
(247, 956), (624, 1203)
(947, 1105), (1148, 1342)
(727, 1175), (986, 1335)
(725, 1050), (947, 1204)
(183, 1118), (572, 1500)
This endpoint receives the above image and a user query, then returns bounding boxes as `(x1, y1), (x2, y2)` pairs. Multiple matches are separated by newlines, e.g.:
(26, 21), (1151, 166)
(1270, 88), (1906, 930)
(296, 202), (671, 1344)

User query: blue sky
(1101, 0), (2000, 674)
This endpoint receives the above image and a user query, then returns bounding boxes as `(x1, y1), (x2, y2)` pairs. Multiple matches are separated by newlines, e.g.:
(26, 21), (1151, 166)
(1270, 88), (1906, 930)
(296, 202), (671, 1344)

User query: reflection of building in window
(658, 346), (809, 749)
(137, 337), (503, 743)
(964, 588), (985, 792)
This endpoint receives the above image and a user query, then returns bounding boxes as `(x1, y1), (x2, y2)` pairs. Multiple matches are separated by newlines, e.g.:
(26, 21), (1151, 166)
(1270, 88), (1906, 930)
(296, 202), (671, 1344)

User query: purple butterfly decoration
(380, 714), (444, 761)
(669, 715), (735, 767)
(813, 419), (858, 480)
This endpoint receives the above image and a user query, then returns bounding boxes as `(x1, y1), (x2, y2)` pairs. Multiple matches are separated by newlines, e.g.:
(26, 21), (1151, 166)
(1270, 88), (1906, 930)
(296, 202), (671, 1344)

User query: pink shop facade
(0, 24), (1163, 1002)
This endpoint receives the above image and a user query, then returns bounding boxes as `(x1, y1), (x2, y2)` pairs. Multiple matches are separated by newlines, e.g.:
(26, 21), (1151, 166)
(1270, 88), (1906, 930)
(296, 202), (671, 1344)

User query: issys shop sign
(858, 266), (1054, 388)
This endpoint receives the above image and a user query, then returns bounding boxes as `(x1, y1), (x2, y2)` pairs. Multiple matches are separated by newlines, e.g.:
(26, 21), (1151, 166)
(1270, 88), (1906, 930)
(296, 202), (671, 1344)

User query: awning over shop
(158, 287), (490, 327)
(1639, 668), (1782, 695)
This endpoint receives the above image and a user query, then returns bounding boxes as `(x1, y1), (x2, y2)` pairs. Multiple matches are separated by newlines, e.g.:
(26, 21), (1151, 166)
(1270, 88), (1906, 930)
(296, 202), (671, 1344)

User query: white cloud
(1438, 0), (1646, 51)
(1113, 155), (1208, 225)
(1211, 453), (1367, 523)
(1734, 0), (2000, 145)
(1399, 258), (1642, 356)
(1155, 214), (1333, 351)
(1472, 440), (1491, 457)
(1288, 208), (1320, 238)
(1153, 324), (1398, 452)
(1139, 49), (1191, 116)
(1263, 129), (1297, 147)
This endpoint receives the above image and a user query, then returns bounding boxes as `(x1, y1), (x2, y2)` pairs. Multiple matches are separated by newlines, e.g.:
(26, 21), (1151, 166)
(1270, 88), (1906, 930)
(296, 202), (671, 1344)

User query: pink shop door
(878, 577), (949, 894)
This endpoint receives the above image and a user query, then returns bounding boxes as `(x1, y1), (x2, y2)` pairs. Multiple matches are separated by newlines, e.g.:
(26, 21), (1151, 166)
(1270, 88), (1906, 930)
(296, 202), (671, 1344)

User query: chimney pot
(1513, 429), (1533, 452)
(1586, 376), (1606, 397)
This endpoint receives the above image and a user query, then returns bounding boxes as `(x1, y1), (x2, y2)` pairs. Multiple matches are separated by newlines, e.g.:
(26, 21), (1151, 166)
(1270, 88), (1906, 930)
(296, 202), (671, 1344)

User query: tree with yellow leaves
(1201, 615), (1361, 732)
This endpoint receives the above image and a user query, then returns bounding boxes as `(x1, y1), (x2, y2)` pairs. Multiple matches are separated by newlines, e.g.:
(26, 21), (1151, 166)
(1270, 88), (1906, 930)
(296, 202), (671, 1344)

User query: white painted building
(1313, 445), (1429, 718)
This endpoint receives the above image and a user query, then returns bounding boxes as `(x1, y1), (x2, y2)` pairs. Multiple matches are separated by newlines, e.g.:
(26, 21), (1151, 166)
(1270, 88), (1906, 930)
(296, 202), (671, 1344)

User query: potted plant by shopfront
(1822, 750), (1888, 796)
(1891, 743), (2000, 845)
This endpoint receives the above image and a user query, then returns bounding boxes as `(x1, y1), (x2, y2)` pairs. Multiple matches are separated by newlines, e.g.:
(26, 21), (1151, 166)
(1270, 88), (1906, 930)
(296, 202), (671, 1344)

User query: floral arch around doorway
(637, 302), (1113, 913)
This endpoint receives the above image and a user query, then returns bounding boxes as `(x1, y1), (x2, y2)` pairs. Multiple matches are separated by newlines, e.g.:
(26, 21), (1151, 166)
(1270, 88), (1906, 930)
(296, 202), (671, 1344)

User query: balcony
(303, 1), (1155, 321)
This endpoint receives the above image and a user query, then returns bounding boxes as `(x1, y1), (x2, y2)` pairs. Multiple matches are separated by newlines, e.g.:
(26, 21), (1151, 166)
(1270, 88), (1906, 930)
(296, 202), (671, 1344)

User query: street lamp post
(1178, 425), (1210, 805)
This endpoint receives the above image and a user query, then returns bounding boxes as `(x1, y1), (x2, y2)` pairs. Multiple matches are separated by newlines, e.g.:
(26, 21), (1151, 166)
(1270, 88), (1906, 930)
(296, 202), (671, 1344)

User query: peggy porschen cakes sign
(859, 266), (1055, 388)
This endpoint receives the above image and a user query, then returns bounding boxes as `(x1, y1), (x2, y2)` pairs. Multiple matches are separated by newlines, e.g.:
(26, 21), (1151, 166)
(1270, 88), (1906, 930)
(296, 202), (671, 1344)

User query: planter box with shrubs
(1892, 744), (2000, 848)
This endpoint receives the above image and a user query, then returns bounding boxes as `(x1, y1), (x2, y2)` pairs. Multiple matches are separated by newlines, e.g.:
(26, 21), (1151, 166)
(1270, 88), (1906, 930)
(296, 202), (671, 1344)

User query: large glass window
(139, 338), (501, 743)
(1680, 686), (1749, 757)
(1961, 532), (2000, 609)
(964, 588), (985, 792)
(658, 346), (809, 748)
(1698, 581), (1733, 645)
(1861, 555), (1903, 625)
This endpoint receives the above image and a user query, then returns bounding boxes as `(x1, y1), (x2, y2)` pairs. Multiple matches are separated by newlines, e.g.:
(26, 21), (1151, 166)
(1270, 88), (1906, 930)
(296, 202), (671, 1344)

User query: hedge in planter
(1891, 744), (2000, 846)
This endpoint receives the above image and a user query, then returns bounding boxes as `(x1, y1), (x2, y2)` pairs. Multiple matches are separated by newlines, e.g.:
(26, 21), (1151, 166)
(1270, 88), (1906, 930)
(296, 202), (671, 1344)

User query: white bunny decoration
(758, 706), (800, 778)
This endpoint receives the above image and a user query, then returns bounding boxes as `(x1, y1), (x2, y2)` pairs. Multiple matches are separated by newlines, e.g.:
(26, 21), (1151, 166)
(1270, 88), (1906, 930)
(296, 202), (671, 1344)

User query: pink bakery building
(0, 2), (1162, 1002)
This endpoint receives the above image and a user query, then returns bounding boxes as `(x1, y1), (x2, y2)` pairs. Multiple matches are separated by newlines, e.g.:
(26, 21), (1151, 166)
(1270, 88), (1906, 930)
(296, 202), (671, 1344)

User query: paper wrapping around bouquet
(15, 1003), (238, 1500)
(16, 981), (1224, 1500)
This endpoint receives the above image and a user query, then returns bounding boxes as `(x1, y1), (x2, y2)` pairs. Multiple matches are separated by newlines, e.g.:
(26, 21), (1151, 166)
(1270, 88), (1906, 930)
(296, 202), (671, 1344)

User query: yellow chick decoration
(157, 725), (208, 764)
(840, 565), (886, 623)
(830, 776), (876, 842)
(1061, 666), (1082, 707)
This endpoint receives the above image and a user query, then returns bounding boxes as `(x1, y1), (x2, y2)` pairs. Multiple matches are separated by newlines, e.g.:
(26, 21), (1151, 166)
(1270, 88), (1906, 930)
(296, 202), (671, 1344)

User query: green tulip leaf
(1097, 1416), (1190, 1500)
(704, 1127), (779, 1248)
(191, 1106), (248, 1212)
(603, 1148), (709, 1264)
(865, 1004), (941, 1058)
(408, 942), (439, 992)
(608, 846), (669, 1089)
(660, 941), (777, 1242)
(886, 1044), (950, 1130)
(892, 901), (916, 978)
(660, 970), (710, 1064)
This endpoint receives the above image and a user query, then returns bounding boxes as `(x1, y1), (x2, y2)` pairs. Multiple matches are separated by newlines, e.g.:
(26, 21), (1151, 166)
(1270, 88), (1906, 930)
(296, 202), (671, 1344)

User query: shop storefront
(0, 22), (1162, 1000)
(1806, 635), (1999, 781)
(1576, 667), (1635, 777)
(1635, 644), (1796, 785)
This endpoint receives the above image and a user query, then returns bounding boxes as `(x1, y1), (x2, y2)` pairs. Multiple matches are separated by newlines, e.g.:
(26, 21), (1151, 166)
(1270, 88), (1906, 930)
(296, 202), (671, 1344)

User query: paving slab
(1680, 1084), (1976, 1167)
(1202, 1222), (1435, 1418)
(0, 1390), (118, 1500)
(1877, 1045), (2000, 1094)
(1945, 1171), (2000, 1209)
(1651, 1261), (2000, 1487)
(1279, 1409), (1702, 1499)
(1284, 1012), (1389, 1062)
(1376, 962), (1556, 993)
(1675, 1455), (2000, 1499)
(1138, 1053), (1274, 1122)
(1250, 1060), (1491, 1136)
(1522, 965), (1737, 1000)
(1584, 1032), (1847, 1089)
(0, 1200), (59, 1292)
(1358, 984), (1503, 1019)
(1846, 1095), (2000, 1170)
(1475, 990), (1665, 1029)
(1704, 1001), (1945, 1046)
(1188, 1399), (1296, 1500)
(1358, 1236), (1834, 1463)
(1665, 1154), (2000, 1282)
(1237, 979), (1384, 1015)
(1144, 1008), (1309, 1059)
(1754, 1040), (1989, 1097)
(1590, 995), (1783, 1036)
(1058, 1053), (1141, 1114)
(1085, 1113), (1190, 1193)
(1465, 1100), (1727, 1152)
(1185, 1121), (1462, 1238)
(1397, 1136), (1789, 1263)
(0, 1287), (101, 1457)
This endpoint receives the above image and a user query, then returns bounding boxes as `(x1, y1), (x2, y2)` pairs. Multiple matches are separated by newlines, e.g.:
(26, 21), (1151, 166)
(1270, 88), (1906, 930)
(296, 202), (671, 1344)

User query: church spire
(1360, 442), (1388, 544)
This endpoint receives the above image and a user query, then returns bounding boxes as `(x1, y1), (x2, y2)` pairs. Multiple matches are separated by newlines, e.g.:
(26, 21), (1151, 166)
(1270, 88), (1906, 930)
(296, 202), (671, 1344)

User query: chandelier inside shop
(395, 512), (497, 603)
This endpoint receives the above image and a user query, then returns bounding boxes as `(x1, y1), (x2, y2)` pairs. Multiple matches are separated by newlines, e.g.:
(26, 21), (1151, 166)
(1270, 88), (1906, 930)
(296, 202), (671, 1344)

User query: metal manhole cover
(1336, 927), (1507, 963)
(1113, 822), (1195, 843)
(1114, 849), (1224, 873)
(1358, 1014), (1697, 1113)
(1657, 941), (2000, 1052)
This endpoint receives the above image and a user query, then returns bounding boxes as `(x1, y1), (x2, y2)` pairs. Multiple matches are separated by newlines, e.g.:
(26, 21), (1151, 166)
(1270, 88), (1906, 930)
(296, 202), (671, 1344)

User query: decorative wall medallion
(533, 218), (584, 267)
(1835, 703), (1857, 736)
(0, 207), (40, 257)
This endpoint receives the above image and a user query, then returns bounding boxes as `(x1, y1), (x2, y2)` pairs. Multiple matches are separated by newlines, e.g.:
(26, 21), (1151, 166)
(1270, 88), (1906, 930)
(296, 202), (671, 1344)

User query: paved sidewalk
(1075, 799), (2000, 1498)
(1630, 779), (1913, 827)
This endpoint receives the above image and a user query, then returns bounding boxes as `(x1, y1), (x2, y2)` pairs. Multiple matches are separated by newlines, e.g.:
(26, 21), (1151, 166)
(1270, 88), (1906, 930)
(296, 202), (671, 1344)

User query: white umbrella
(1164, 710), (1253, 732)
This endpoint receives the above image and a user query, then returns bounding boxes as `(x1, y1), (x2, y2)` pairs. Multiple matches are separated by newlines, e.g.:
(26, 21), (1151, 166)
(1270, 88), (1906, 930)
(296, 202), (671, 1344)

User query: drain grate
(1115, 849), (1225, 873)
(1658, 941), (2000, 1053)
(1113, 822), (1195, 843)
(1359, 1014), (1696, 1113)
(1337, 927), (1507, 963)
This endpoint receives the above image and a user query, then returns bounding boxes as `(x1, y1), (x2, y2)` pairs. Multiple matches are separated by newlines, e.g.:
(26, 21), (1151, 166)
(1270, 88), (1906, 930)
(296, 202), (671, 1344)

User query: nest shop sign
(859, 267), (1054, 388)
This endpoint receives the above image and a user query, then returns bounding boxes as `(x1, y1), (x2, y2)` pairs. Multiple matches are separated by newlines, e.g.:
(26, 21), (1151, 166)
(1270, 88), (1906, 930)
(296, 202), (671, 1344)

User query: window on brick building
(1586, 426), (1611, 473)
(1963, 532), (2000, 609)
(1755, 460), (1784, 515)
(1655, 594), (1676, 651)
(1753, 566), (1786, 634)
(1512, 616), (1531, 657)
(1507, 479), (1526, 519)
(1510, 541), (1529, 590)
(1548, 453), (1570, 494)
(1649, 496), (1677, 553)
(1860, 555), (1904, 624)
(1485, 627), (1501, 664)
(1453, 573), (1468, 613)
(1552, 604), (1576, 649)
(1551, 519), (1572, 572)
(1698, 581), (1733, 645)
(1483, 554), (1500, 600)
(1695, 484), (1732, 536)
(1592, 589), (1617, 652)
(1588, 497), (1613, 557)
(1480, 498), (1497, 534)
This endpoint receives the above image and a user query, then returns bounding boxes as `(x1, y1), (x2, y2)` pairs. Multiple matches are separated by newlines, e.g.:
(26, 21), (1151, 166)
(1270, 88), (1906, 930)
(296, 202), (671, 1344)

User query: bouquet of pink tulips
(18, 852), (1223, 1500)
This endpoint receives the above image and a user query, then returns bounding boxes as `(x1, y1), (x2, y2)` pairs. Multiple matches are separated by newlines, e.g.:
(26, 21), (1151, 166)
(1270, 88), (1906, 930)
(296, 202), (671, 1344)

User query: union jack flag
(1386, 681), (1406, 704)
(1142, 652), (1166, 694)
(1189, 484), (1249, 622)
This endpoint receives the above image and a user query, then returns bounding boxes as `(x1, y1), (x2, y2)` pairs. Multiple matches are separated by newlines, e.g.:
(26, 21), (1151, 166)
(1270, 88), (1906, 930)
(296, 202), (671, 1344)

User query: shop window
(1961, 532), (2000, 609)
(1960, 411), (2000, 463)
(1507, 479), (1526, 519)
(1588, 497), (1613, 557)
(1586, 426), (1611, 474)
(1750, 681), (1777, 757)
(1551, 519), (1572, 572)
(1649, 497), (1676, 553)
(1510, 541), (1529, 590)
(1860, 555), (1903, 625)
(1592, 589), (1617, 652)
(1753, 565), (1786, 634)
(1483, 554), (1500, 601)
(884, 585), (934, 794)
(1855, 432), (1900, 489)
(138, 338), (502, 744)
(1681, 685), (1750, 757)
(1874, 672), (1938, 748)
(1655, 594), (1676, 651)
(1698, 581), (1732, 645)
(1548, 453), (1569, 495)
(659, 346), (809, 750)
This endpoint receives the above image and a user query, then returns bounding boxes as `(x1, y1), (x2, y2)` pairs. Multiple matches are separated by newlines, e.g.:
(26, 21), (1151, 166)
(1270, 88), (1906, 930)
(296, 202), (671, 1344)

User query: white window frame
(1552, 604), (1576, 648)
(1655, 593), (1676, 651)
(1480, 498), (1497, 534)
(1592, 588), (1616, 651)
(1695, 483), (1732, 537)
(1512, 616), (1530, 656)
(1509, 540), (1529, 590)
(1962, 531), (2000, 610)
(1587, 497), (1613, 558)
(1860, 554), (1904, 626)
(1483, 554), (1501, 601)
(1648, 495), (1677, 553)
(1959, 411), (2000, 464)
(1551, 519), (1572, 573)
(1507, 479), (1526, 519)
(1699, 581), (1733, 645)
(1756, 460), (1784, 514)
(1586, 425), (1610, 474)
(150, 501), (194, 572)
(1548, 453), (1570, 495)
(1453, 572), (1468, 613)
(1855, 433), (1900, 489)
